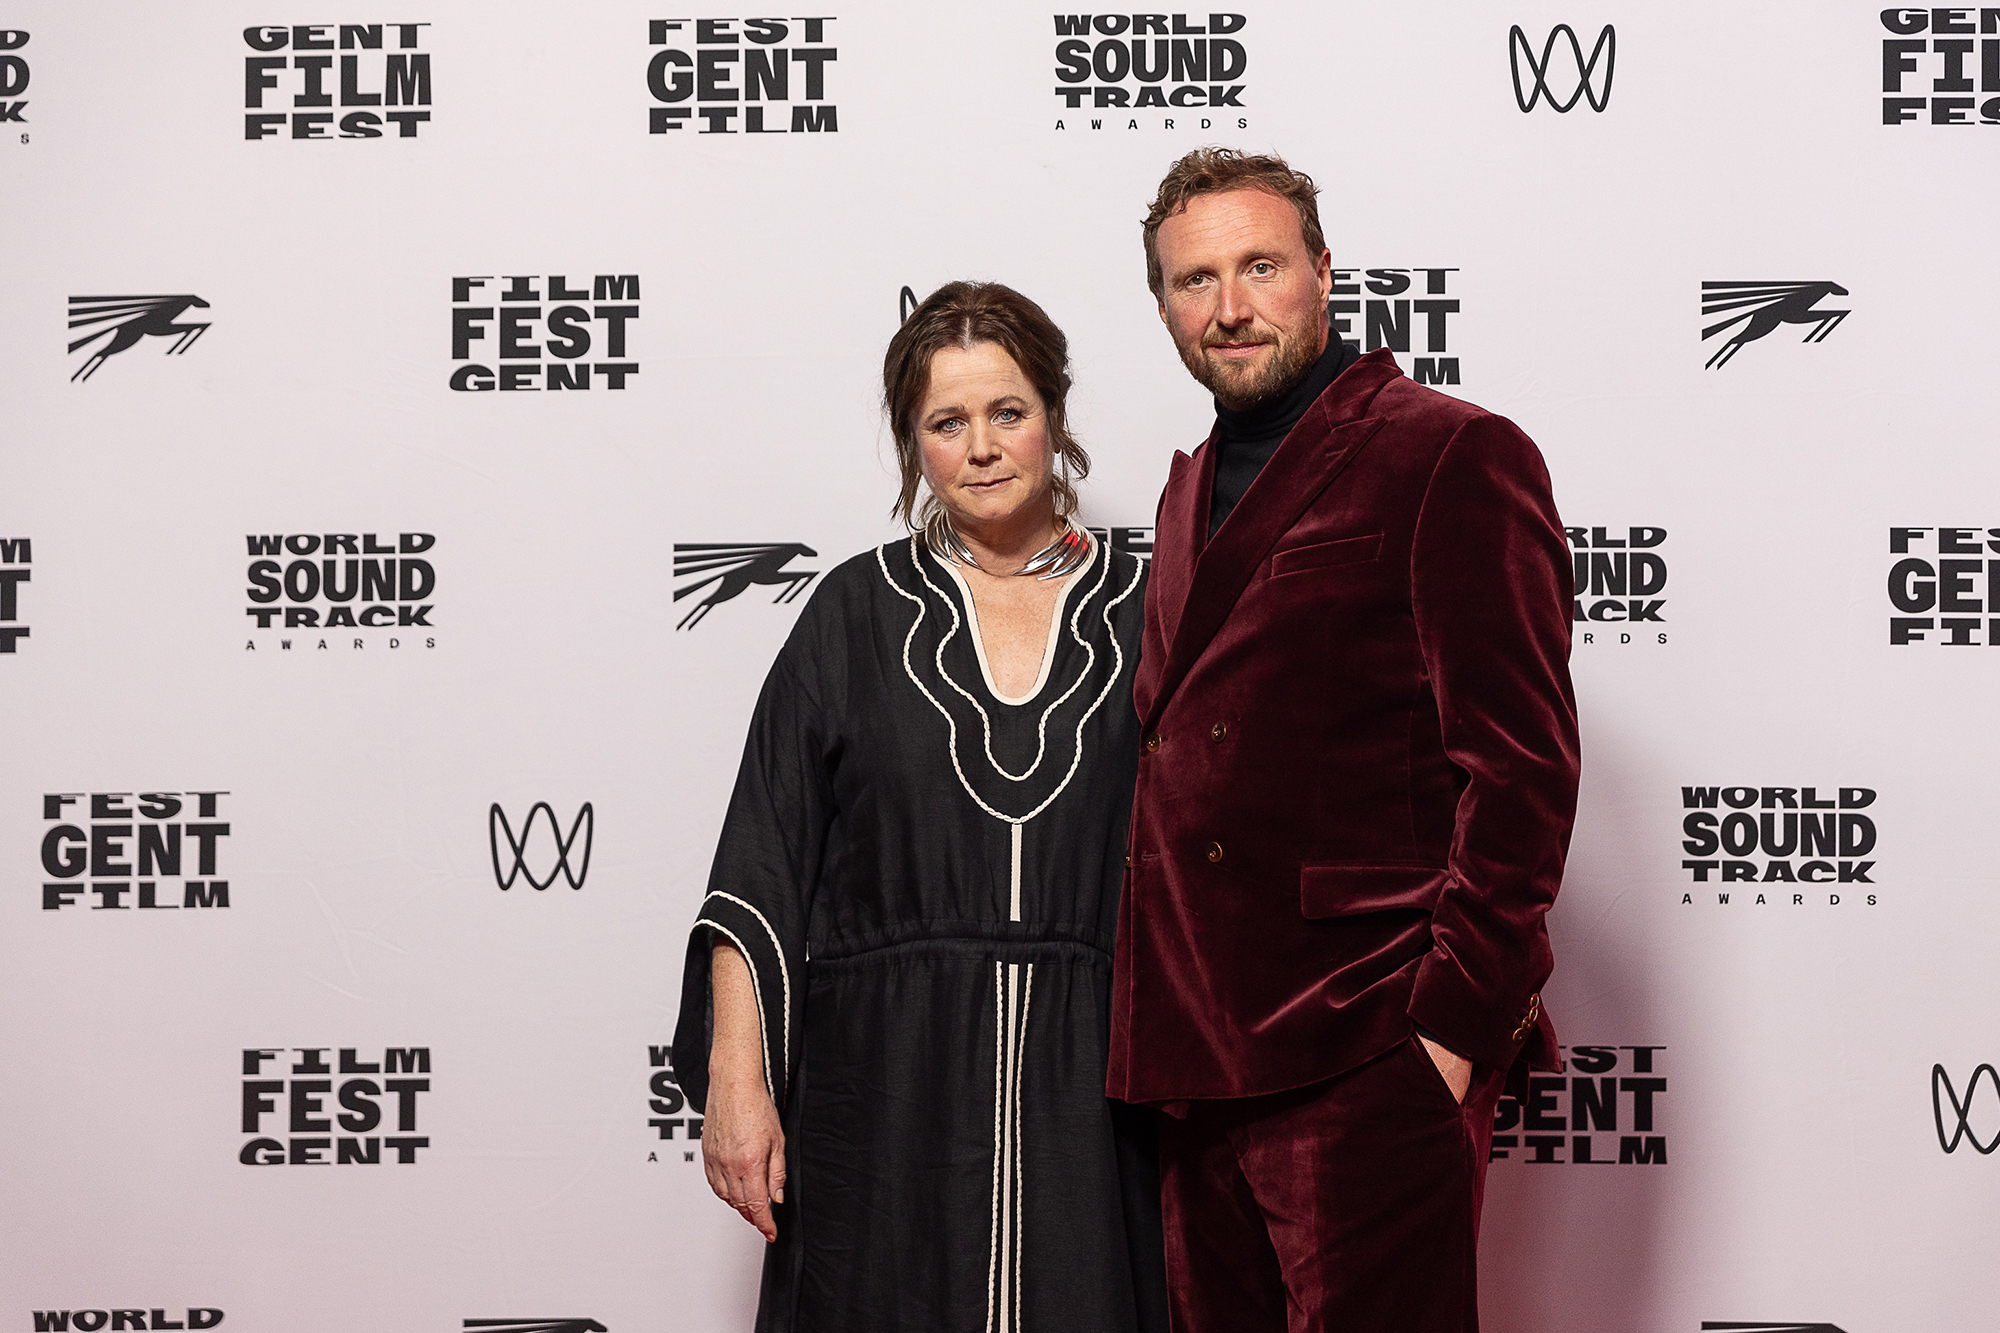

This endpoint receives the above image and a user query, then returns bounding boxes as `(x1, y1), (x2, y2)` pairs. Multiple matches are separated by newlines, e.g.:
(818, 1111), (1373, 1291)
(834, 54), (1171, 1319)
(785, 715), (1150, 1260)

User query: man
(1108, 147), (1580, 1331)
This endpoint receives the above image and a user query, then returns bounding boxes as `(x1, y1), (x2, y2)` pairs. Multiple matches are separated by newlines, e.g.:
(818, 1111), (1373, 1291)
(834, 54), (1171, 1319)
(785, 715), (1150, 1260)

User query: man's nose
(1214, 277), (1253, 330)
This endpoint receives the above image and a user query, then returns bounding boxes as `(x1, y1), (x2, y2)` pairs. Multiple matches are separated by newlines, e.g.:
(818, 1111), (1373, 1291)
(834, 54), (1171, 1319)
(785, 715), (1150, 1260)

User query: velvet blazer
(1107, 349), (1580, 1106)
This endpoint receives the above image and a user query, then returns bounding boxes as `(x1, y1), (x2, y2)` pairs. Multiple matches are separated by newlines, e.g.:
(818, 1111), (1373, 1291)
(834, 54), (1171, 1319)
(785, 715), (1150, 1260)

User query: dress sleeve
(671, 637), (837, 1114)
(1404, 412), (1581, 1073)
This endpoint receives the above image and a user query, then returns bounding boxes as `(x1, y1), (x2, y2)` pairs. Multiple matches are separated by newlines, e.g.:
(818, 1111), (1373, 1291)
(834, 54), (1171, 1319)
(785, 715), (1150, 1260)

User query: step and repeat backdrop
(3, 2), (1997, 1331)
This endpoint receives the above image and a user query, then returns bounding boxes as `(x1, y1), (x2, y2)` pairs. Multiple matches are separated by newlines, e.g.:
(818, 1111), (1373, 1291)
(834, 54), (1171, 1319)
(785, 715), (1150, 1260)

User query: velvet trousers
(1156, 1035), (1506, 1333)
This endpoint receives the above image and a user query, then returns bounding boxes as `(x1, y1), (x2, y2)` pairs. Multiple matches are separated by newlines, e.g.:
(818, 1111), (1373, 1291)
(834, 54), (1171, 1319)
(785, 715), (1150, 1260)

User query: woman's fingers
(767, 1129), (787, 1205)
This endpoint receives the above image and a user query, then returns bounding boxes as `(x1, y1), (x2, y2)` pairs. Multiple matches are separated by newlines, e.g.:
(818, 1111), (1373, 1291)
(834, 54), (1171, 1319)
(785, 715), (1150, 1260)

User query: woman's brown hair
(882, 281), (1091, 528)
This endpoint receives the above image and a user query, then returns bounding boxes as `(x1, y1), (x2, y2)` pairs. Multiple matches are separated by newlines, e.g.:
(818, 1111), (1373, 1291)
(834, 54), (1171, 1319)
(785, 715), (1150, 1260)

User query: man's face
(1154, 187), (1333, 411)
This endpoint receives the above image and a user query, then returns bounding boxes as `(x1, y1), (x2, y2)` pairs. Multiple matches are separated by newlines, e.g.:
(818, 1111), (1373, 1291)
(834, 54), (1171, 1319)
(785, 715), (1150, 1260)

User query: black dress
(673, 533), (1166, 1333)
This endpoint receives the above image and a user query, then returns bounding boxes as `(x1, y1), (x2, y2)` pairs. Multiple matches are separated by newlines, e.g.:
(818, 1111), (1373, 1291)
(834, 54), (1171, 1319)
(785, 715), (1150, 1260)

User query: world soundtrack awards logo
(1932, 1063), (2000, 1154)
(1327, 269), (1461, 386)
(1490, 1043), (1666, 1166)
(1886, 525), (2000, 645)
(1700, 282), (1849, 370)
(1051, 11), (1250, 131)
(40, 792), (231, 913)
(489, 803), (594, 891)
(2, 28), (28, 133)
(0, 536), (28, 652)
(672, 543), (818, 629)
(1566, 526), (1667, 644)
(243, 532), (436, 651)
(647, 1045), (704, 1159)
(31, 1311), (224, 1332)
(1508, 23), (1614, 113)
(646, 17), (838, 134)
(1881, 6), (2000, 125)
(243, 22), (432, 140)
(449, 275), (640, 392)
(240, 1046), (432, 1165)
(1679, 785), (1880, 904)
(68, 295), (210, 383)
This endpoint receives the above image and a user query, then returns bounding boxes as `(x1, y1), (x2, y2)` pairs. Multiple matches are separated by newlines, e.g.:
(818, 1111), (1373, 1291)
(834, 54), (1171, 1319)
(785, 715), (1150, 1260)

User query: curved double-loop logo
(488, 802), (594, 891)
(1933, 1063), (2000, 1154)
(1509, 24), (1615, 113)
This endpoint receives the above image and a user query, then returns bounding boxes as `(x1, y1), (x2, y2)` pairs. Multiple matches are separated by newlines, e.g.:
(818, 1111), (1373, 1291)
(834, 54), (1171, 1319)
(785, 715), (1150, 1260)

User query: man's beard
(1177, 320), (1321, 412)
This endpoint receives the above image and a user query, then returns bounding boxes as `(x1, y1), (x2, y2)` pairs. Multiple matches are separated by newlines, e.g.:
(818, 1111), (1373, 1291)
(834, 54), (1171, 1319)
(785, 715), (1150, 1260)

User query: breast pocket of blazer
(1270, 532), (1384, 578)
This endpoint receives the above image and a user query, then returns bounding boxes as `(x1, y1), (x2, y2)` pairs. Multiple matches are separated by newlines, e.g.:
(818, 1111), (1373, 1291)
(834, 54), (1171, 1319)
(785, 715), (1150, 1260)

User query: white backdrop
(5, 4), (1998, 1331)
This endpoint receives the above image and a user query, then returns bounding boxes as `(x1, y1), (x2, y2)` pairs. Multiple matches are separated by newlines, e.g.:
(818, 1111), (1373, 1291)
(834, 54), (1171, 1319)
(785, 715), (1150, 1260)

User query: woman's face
(914, 342), (1055, 535)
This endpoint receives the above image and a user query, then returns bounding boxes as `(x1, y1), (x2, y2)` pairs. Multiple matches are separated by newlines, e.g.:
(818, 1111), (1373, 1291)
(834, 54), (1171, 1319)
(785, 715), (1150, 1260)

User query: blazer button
(1206, 842), (1224, 863)
(1125, 853), (1133, 868)
(1209, 721), (1227, 742)
(1144, 734), (1161, 753)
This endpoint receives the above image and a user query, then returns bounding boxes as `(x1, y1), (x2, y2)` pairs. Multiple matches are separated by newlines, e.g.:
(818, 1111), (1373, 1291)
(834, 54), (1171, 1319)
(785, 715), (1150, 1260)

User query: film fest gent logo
(451, 275), (640, 391)
(1567, 526), (1667, 645)
(1701, 282), (1848, 369)
(241, 1046), (431, 1165)
(1087, 527), (1154, 559)
(648, 1046), (705, 1160)
(1052, 12), (1250, 132)
(32, 1312), (222, 1332)
(1490, 1044), (1666, 1166)
(1887, 525), (2000, 645)
(1680, 785), (1880, 905)
(1932, 1062), (2000, 1154)
(489, 803), (594, 891)
(2, 28), (27, 135)
(1509, 24), (1614, 113)
(673, 543), (818, 629)
(244, 532), (436, 650)
(1328, 269), (1460, 386)
(243, 23), (431, 140)
(68, 296), (211, 383)
(1, 536), (28, 652)
(1882, 7), (2000, 125)
(41, 792), (231, 913)
(646, 17), (837, 135)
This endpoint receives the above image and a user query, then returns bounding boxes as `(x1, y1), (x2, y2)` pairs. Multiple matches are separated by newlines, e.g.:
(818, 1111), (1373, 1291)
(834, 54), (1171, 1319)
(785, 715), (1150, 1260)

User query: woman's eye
(995, 408), (1020, 423)
(934, 418), (962, 435)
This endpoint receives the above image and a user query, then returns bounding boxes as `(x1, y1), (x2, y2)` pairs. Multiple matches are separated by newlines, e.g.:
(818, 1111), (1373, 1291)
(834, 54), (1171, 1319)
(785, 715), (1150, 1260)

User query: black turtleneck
(1208, 334), (1362, 539)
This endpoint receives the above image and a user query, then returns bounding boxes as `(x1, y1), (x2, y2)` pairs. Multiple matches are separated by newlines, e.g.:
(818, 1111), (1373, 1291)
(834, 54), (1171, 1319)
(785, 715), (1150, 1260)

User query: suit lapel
(1143, 351), (1402, 730)
(1150, 439), (1214, 655)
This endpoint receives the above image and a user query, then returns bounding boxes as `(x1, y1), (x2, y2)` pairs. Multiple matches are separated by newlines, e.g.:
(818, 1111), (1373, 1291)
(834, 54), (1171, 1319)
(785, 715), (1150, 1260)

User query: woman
(672, 281), (1164, 1332)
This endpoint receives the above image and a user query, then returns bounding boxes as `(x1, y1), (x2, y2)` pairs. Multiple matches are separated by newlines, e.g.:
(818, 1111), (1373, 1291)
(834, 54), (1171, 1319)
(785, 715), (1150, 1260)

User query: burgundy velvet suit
(1108, 350), (1580, 1109)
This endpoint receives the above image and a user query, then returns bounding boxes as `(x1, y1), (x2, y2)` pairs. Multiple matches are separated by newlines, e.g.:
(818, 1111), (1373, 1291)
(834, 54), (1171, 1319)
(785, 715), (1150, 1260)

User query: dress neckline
(935, 530), (1098, 707)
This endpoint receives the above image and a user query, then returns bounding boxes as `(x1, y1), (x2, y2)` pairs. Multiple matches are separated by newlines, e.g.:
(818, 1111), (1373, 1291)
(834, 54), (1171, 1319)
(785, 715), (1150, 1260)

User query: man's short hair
(1142, 147), (1326, 300)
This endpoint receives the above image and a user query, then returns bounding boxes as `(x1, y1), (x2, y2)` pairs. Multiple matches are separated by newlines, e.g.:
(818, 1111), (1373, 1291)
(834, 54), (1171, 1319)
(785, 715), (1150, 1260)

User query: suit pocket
(1270, 533), (1384, 577)
(1300, 863), (1449, 920)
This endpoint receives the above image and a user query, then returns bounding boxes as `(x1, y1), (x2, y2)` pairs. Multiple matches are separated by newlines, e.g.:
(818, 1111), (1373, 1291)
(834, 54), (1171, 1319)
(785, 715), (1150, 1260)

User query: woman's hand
(704, 939), (785, 1241)
(702, 1071), (786, 1242)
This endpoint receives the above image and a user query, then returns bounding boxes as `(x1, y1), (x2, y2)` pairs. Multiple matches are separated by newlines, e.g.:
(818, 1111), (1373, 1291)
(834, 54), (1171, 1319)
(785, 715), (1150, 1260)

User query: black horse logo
(68, 294), (211, 382)
(1701, 281), (1849, 369)
(672, 542), (819, 629)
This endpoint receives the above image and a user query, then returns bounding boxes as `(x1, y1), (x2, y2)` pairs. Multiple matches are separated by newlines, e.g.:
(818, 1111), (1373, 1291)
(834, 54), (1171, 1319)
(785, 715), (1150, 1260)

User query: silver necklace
(923, 512), (1091, 580)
